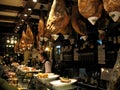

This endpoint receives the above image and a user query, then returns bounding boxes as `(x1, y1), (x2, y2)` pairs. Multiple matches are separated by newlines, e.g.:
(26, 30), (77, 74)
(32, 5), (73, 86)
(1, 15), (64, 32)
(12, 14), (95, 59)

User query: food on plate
(30, 67), (36, 71)
(59, 77), (71, 83)
(11, 62), (19, 66)
(23, 67), (29, 70)
(22, 67), (36, 71)
(7, 72), (16, 78)
(37, 73), (48, 78)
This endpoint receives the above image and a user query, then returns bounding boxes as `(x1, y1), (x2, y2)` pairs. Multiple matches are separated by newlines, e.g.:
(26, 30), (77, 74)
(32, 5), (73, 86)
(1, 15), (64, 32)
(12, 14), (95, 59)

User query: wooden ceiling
(0, 0), (52, 34)
(0, 0), (51, 50)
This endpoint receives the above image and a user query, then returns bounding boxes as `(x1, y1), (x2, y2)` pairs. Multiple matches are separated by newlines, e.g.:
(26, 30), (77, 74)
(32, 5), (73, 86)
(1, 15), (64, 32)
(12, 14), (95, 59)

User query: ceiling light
(28, 8), (32, 11)
(9, 45), (12, 47)
(21, 19), (24, 22)
(15, 31), (17, 33)
(15, 29), (18, 32)
(19, 23), (22, 25)
(33, 0), (37, 2)
(15, 37), (17, 39)
(11, 45), (14, 47)
(14, 41), (17, 44)
(7, 40), (10, 43)
(24, 14), (28, 17)
(6, 45), (8, 47)
(11, 40), (14, 44)
(45, 47), (50, 52)
(17, 26), (20, 29)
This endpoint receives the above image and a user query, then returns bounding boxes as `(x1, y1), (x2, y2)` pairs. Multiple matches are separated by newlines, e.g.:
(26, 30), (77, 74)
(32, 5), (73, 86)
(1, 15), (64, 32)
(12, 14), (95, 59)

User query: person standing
(38, 51), (52, 73)
(35, 52), (52, 90)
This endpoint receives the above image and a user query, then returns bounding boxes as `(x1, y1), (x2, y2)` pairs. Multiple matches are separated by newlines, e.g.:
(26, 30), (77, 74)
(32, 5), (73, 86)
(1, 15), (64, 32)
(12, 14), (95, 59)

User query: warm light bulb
(9, 45), (12, 47)
(45, 47), (50, 51)
(21, 19), (24, 22)
(6, 45), (8, 47)
(101, 68), (104, 72)
(11, 40), (14, 44)
(7, 40), (10, 43)
(14, 40), (17, 43)
(17, 26), (20, 29)
(33, 0), (37, 2)
(28, 8), (32, 11)
(11, 45), (14, 47)
(24, 14), (28, 17)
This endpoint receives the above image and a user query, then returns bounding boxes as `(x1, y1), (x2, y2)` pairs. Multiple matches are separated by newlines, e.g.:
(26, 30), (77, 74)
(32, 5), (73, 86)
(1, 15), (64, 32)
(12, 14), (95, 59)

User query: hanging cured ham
(20, 31), (26, 45)
(37, 17), (48, 49)
(25, 25), (34, 49)
(19, 31), (27, 51)
(36, 18), (44, 48)
(38, 17), (44, 37)
(103, 0), (120, 22)
(26, 25), (34, 44)
(62, 23), (72, 33)
(38, 17), (48, 39)
(78, 0), (103, 25)
(71, 6), (87, 36)
(46, 0), (70, 35)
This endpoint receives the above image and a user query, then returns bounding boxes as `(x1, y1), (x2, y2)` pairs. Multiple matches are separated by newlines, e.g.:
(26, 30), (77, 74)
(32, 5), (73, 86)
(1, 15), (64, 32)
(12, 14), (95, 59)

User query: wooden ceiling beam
(0, 4), (23, 12)
(0, 4), (47, 16)
(0, 15), (19, 22)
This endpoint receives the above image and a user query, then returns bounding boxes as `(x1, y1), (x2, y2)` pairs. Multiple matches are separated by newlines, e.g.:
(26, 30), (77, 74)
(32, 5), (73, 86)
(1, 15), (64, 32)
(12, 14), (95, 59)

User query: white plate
(35, 74), (59, 81)
(50, 79), (77, 87)
(46, 73), (55, 76)
(46, 74), (59, 80)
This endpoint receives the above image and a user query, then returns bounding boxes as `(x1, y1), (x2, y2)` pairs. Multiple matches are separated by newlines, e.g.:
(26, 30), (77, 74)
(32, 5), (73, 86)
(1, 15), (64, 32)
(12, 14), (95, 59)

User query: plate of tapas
(50, 77), (77, 87)
(35, 73), (59, 81)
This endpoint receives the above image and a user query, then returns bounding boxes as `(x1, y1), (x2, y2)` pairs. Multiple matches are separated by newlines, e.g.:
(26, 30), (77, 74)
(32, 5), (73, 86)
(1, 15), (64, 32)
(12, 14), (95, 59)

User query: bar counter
(34, 75), (107, 90)
(10, 63), (108, 90)
(34, 75), (78, 90)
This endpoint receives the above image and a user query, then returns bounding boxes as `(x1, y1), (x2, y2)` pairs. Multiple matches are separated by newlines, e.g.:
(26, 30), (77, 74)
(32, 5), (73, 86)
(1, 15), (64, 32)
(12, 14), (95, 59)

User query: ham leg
(78, 0), (103, 25)
(26, 25), (34, 44)
(103, 0), (120, 22)
(38, 17), (44, 37)
(71, 6), (87, 36)
(46, 0), (70, 35)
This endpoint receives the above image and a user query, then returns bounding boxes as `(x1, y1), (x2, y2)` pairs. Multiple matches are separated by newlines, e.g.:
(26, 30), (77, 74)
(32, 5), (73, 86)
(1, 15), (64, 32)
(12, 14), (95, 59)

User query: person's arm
(45, 61), (52, 73)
